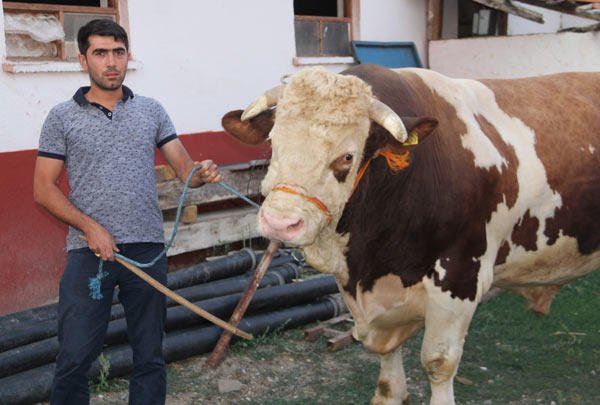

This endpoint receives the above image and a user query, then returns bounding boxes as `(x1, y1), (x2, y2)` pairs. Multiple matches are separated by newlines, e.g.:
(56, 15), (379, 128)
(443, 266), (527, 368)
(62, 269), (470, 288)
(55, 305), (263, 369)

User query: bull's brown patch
(377, 380), (392, 398)
(495, 241), (510, 266)
(474, 114), (519, 210)
(511, 210), (539, 251)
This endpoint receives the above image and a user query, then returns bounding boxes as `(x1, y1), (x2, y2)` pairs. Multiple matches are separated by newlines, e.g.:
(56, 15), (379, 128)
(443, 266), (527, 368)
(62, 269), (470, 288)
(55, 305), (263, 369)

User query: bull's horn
(369, 98), (408, 143)
(241, 85), (284, 121)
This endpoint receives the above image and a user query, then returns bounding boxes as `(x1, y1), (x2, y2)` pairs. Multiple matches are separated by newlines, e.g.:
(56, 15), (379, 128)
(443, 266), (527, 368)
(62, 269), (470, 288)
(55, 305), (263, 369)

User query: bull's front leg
(371, 346), (409, 405)
(421, 278), (477, 405)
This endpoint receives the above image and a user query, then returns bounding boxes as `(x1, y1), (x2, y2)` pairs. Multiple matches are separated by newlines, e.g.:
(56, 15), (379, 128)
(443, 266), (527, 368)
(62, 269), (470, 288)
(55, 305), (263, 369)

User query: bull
(221, 64), (600, 404)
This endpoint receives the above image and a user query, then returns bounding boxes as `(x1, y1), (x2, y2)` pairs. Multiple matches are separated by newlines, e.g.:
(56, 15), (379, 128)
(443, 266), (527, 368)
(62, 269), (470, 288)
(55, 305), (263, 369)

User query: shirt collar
(73, 85), (134, 106)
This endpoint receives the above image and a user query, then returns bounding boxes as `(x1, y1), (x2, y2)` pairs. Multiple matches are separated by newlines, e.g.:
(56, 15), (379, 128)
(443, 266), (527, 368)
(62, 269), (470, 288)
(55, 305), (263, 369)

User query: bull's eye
(330, 152), (355, 183)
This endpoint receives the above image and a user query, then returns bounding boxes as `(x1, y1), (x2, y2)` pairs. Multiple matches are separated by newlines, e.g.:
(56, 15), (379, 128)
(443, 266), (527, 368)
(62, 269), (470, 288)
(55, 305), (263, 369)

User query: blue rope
(88, 164), (261, 299)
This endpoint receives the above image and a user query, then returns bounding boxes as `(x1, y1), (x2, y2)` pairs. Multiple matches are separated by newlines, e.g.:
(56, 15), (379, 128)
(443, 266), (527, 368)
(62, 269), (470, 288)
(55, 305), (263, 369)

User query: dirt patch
(89, 327), (410, 404)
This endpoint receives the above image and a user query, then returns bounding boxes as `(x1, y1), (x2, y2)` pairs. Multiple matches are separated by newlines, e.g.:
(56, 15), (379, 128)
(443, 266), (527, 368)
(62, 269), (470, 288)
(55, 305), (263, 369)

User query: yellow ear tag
(403, 131), (419, 146)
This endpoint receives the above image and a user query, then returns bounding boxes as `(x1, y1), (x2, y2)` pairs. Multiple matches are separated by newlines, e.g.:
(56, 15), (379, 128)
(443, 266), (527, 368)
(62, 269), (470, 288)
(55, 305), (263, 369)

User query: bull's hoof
(370, 398), (410, 405)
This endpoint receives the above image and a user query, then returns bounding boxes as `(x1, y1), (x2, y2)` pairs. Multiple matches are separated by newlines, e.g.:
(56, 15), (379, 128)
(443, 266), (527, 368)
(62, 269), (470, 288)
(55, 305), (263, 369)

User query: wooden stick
(114, 256), (253, 340)
(79, 236), (252, 340)
(206, 239), (281, 368)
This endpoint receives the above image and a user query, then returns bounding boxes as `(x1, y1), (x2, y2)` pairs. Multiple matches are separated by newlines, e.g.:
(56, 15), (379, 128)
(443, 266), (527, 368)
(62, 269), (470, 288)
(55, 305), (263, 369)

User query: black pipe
(114, 262), (300, 319)
(0, 294), (346, 405)
(170, 261), (299, 309)
(0, 266), (304, 378)
(164, 248), (258, 290)
(0, 252), (296, 352)
(0, 248), (261, 332)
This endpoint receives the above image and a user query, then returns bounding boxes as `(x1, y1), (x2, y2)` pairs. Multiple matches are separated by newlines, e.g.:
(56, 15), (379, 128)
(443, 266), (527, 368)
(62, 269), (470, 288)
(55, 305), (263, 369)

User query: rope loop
(88, 164), (260, 299)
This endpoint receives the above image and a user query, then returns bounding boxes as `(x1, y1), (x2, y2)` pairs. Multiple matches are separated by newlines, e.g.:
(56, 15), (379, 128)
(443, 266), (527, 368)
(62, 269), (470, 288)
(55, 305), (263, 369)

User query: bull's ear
(221, 109), (275, 145)
(381, 116), (438, 154)
(401, 117), (438, 146)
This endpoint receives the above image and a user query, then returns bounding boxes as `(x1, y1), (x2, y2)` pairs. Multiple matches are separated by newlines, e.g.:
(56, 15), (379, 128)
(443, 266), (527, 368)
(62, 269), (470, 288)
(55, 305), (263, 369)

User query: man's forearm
(33, 183), (97, 235)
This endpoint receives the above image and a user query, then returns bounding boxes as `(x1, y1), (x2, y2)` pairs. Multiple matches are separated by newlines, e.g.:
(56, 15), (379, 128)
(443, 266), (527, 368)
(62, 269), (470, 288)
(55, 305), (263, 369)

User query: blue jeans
(50, 243), (167, 405)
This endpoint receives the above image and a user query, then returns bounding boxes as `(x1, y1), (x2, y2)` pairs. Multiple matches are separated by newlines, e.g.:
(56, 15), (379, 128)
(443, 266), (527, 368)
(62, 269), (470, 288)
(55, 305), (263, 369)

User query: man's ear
(78, 53), (88, 72)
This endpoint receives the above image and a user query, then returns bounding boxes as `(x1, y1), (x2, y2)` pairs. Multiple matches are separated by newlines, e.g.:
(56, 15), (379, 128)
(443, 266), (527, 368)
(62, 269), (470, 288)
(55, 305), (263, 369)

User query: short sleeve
(154, 102), (177, 148)
(38, 107), (66, 160)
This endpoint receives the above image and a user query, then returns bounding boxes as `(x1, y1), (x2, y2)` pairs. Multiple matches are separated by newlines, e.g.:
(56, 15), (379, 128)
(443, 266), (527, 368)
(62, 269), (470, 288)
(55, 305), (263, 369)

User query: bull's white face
(258, 108), (371, 246)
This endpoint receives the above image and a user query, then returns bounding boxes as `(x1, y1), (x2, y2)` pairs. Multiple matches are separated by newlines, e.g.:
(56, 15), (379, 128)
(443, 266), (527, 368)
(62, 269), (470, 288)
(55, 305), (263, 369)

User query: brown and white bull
(222, 64), (600, 404)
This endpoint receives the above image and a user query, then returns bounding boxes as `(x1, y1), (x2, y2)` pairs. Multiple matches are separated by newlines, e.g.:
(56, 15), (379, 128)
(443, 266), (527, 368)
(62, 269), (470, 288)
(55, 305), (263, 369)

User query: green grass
(263, 270), (600, 404)
(454, 270), (600, 404)
(92, 270), (600, 404)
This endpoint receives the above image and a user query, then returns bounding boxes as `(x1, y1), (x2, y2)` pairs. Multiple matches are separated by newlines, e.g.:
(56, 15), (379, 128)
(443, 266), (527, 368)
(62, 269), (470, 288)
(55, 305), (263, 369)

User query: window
(457, 0), (507, 38)
(294, 0), (354, 57)
(3, 0), (122, 61)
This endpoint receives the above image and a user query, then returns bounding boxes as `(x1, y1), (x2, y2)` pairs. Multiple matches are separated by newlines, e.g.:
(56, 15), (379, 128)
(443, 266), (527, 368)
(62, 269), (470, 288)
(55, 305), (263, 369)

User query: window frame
(2, 0), (127, 63)
(294, 14), (352, 57)
(293, 0), (359, 62)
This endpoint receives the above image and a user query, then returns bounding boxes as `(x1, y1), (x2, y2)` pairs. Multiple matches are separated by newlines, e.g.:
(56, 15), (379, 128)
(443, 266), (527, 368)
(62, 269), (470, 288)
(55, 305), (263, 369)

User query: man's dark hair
(77, 19), (129, 55)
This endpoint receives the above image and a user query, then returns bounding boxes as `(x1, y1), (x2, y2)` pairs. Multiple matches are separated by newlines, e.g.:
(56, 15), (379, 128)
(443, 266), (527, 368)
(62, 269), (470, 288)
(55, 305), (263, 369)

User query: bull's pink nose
(260, 210), (304, 241)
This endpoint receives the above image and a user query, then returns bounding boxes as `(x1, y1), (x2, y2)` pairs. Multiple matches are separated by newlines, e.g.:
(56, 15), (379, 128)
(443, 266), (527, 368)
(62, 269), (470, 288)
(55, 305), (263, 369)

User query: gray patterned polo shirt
(38, 85), (177, 251)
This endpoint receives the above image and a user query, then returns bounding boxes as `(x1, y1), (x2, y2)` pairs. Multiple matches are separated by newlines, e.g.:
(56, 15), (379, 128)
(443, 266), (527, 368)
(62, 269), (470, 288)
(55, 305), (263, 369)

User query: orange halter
(271, 185), (333, 223)
(270, 150), (410, 223)
(351, 149), (411, 195)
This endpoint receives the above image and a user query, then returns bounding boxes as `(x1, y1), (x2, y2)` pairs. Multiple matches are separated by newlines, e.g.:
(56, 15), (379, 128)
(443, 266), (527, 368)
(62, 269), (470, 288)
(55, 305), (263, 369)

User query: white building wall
(0, 0), (299, 153)
(1, 0), (431, 154)
(430, 2), (599, 79)
(125, 0), (297, 136)
(3, 1), (596, 154)
(359, 0), (428, 66)
(509, 2), (593, 35)
(429, 31), (600, 79)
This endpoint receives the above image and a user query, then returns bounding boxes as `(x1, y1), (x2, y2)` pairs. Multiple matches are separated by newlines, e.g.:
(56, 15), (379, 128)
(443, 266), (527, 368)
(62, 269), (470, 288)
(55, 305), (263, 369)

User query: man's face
(78, 35), (129, 91)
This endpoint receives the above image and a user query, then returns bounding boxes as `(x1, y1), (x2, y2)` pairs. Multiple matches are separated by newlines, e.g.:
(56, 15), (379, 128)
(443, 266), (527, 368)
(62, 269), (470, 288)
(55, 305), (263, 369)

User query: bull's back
(342, 65), (599, 294)
(482, 73), (600, 286)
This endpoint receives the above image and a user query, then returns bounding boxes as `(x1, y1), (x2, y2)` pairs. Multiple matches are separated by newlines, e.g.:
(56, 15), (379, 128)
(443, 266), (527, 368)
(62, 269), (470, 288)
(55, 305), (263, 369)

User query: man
(33, 19), (221, 404)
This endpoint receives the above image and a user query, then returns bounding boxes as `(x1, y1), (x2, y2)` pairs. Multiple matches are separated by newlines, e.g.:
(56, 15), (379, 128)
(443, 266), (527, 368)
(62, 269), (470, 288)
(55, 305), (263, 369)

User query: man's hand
(159, 139), (222, 188)
(34, 156), (119, 261)
(84, 223), (119, 261)
(192, 160), (222, 186)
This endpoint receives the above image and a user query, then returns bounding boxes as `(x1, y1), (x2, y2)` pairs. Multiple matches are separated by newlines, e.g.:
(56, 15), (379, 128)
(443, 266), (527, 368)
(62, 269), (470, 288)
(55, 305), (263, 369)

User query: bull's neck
(302, 224), (349, 285)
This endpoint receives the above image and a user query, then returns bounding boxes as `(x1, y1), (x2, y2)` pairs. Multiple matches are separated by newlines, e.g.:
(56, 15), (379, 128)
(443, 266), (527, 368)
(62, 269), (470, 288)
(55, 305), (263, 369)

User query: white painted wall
(439, 0), (591, 39)
(4, 1), (592, 154)
(1, 0), (428, 154)
(509, 2), (592, 35)
(430, 31), (600, 79)
(359, 0), (428, 66)
(0, 0), (297, 153)
(124, 0), (296, 137)
(430, 1), (599, 79)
